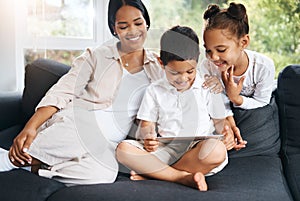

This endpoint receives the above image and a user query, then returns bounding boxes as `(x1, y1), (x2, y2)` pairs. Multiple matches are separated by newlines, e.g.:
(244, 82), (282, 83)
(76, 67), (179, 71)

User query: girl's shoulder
(245, 49), (274, 68)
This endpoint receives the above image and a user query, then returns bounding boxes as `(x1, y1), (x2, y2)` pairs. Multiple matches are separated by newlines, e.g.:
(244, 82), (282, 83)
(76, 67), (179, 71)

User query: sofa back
(276, 64), (300, 201)
(22, 59), (71, 122)
(277, 64), (300, 155)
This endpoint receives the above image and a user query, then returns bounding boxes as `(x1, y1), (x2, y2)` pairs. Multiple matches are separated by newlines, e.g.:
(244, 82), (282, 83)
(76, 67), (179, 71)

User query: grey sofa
(0, 58), (299, 201)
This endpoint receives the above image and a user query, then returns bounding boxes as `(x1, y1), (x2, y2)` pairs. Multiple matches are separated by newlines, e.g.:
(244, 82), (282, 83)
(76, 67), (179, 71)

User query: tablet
(157, 134), (224, 143)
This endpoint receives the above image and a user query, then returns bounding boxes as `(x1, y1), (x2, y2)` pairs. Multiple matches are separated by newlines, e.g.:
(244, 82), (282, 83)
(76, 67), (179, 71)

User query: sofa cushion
(0, 92), (22, 131)
(22, 59), (70, 122)
(0, 169), (65, 201)
(47, 156), (292, 201)
(228, 93), (281, 158)
(0, 124), (23, 150)
(277, 64), (300, 201)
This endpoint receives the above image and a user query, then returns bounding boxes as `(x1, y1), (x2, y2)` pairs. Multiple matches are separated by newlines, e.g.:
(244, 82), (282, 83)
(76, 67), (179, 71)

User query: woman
(0, 0), (163, 186)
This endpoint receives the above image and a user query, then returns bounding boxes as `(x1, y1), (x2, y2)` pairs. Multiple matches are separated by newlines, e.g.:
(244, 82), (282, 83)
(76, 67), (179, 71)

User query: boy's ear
(157, 57), (165, 69)
(240, 34), (250, 49)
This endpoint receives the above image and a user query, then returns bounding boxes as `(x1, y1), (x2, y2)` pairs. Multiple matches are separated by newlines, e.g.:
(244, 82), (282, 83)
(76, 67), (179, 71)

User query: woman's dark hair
(203, 2), (249, 39)
(160, 25), (200, 66)
(108, 0), (150, 37)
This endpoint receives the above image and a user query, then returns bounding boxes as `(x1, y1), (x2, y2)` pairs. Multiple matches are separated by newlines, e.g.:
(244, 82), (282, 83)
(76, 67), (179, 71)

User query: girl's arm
(199, 59), (224, 94)
(222, 63), (275, 109)
(202, 75), (224, 94)
(212, 118), (246, 150)
(226, 116), (247, 150)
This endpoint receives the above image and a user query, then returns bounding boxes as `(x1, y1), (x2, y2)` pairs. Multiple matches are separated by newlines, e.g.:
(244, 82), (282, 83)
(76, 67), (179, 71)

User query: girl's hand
(202, 74), (224, 94)
(221, 125), (236, 150)
(221, 65), (245, 106)
(226, 116), (247, 150)
(143, 136), (159, 152)
(9, 128), (37, 166)
(221, 123), (247, 151)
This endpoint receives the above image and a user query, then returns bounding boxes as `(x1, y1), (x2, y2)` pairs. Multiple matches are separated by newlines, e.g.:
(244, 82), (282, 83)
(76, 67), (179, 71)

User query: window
(18, 0), (300, 73)
(145, 0), (300, 76)
(20, 0), (110, 65)
(27, 0), (94, 39)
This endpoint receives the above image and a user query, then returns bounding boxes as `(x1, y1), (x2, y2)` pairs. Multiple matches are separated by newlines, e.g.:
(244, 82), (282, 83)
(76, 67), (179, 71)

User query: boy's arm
(136, 120), (159, 152)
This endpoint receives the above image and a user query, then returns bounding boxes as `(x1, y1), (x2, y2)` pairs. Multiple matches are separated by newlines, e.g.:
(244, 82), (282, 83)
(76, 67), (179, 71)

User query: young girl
(200, 3), (275, 149)
(201, 2), (275, 110)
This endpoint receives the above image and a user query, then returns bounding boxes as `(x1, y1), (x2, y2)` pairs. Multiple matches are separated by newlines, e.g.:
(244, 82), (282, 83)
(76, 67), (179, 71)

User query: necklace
(124, 61), (129, 67)
(120, 49), (144, 70)
(121, 56), (129, 67)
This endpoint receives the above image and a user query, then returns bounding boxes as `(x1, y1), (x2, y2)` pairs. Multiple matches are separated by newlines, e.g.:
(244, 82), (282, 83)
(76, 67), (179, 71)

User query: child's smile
(164, 60), (197, 92)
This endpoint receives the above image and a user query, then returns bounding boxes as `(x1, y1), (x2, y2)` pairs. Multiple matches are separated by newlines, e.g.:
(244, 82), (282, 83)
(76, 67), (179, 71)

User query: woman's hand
(9, 127), (37, 165)
(8, 106), (58, 166)
(202, 74), (224, 94)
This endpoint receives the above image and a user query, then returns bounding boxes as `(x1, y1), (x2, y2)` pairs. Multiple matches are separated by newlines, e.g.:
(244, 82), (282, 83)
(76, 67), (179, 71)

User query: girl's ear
(157, 57), (165, 69)
(240, 34), (250, 49)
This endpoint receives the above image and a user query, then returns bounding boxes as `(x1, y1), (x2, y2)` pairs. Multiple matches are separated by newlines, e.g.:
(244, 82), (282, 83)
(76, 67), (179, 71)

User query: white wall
(0, 0), (19, 92)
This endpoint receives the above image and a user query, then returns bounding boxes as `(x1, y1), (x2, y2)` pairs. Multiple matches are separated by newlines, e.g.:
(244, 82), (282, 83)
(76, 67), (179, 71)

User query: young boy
(116, 25), (231, 191)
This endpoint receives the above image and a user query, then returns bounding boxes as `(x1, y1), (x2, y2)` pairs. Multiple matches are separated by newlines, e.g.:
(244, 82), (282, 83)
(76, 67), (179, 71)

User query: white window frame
(20, 0), (110, 51)
(9, 0), (111, 92)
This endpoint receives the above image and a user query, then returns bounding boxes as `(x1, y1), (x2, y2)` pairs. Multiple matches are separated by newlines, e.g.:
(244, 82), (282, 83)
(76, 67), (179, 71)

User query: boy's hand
(143, 135), (159, 152)
(202, 74), (224, 94)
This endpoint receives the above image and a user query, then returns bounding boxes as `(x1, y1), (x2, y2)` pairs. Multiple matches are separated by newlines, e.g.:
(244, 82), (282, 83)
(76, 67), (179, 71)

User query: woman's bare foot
(179, 172), (208, 191)
(130, 170), (148, 180)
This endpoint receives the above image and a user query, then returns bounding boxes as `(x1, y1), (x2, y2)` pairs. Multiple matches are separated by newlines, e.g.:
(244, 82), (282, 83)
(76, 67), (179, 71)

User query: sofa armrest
(0, 92), (22, 131)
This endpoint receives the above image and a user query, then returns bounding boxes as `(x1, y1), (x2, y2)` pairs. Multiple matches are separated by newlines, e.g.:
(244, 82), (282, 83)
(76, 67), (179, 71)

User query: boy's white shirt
(200, 49), (275, 109)
(137, 73), (228, 138)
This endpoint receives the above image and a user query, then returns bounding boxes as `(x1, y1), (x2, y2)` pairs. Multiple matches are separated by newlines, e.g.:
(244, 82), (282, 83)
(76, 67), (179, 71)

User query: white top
(37, 41), (164, 111)
(94, 68), (150, 143)
(200, 49), (275, 109)
(137, 73), (227, 138)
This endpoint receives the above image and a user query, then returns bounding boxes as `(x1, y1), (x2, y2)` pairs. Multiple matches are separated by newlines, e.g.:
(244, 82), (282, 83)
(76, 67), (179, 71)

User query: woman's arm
(37, 50), (95, 110)
(9, 106), (58, 165)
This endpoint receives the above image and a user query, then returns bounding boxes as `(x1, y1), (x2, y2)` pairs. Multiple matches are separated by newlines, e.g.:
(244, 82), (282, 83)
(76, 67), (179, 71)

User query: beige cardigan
(37, 42), (164, 111)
